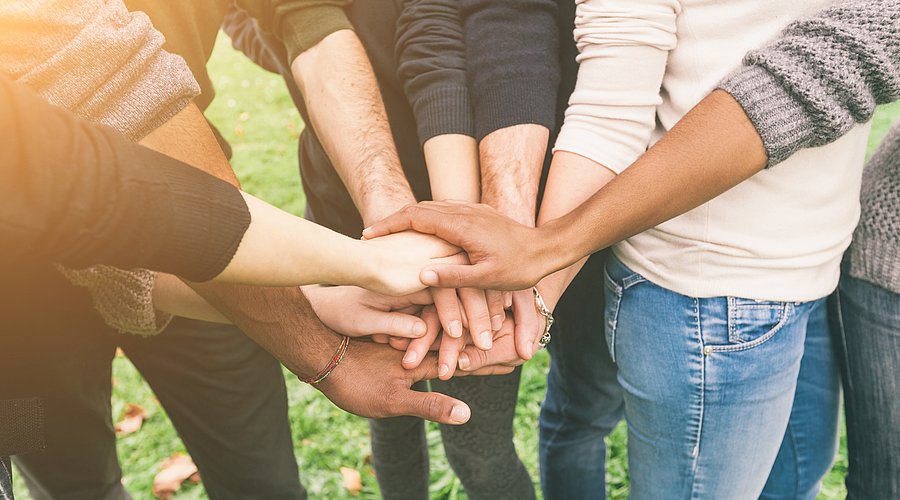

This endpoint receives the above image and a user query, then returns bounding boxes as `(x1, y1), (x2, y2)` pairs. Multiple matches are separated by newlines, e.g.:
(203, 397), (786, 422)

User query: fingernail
(449, 321), (463, 338)
(450, 404), (470, 424)
(362, 227), (372, 236)
(412, 322), (426, 337)
(422, 270), (439, 286)
(458, 353), (470, 370)
(403, 351), (418, 364)
(439, 363), (450, 378)
(478, 330), (492, 349)
(490, 314), (504, 331)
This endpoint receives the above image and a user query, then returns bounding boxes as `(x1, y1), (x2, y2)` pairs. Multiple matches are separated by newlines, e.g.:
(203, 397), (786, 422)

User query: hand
(456, 289), (546, 372)
(362, 202), (555, 290)
(301, 285), (434, 338)
(315, 339), (472, 425)
(361, 230), (465, 295)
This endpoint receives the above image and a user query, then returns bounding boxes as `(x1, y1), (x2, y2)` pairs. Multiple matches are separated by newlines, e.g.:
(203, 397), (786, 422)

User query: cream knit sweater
(555, 0), (872, 301)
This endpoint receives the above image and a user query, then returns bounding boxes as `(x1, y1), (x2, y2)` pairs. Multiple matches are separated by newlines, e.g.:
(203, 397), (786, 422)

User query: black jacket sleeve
(395, 0), (475, 145)
(0, 75), (250, 282)
(460, 0), (560, 140)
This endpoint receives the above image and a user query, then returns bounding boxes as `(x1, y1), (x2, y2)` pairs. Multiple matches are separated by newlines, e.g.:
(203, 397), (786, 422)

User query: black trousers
(0, 264), (303, 500)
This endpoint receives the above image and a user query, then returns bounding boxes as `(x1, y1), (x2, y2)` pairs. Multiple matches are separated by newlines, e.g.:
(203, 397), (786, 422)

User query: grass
(15, 33), (900, 499)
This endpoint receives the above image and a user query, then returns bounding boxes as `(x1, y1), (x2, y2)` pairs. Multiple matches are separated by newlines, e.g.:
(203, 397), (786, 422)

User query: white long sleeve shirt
(554, 0), (872, 301)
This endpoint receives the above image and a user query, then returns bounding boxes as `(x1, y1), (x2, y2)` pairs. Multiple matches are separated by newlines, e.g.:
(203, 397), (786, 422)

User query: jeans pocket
(709, 298), (794, 353)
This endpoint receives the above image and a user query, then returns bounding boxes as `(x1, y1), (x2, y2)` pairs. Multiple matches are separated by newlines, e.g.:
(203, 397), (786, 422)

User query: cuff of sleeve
(150, 153), (252, 282)
(473, 82), (557, 142)
(718, 66), (815, 168)
(281, 5), (354, 63)
(414, 86), (475, 145)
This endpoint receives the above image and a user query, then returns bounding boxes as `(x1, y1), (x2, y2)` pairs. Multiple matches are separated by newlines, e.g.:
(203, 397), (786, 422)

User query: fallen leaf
(153, 453), (199, 499)
(340, 467), (362, 496)
(114, 403), (146, 435)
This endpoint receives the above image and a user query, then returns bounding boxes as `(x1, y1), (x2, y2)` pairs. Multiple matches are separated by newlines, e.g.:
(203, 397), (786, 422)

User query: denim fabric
(834, 265), (900, 499)
(0, 456), (12, 500)
(760, 296), (841, 500)
(605, 254), (839, 499)
(539, 251), (624, 500)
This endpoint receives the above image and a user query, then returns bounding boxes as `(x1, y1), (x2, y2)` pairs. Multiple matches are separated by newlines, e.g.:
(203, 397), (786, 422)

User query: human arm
(143, 95), (471, 425)
(366, 0), (900, 291)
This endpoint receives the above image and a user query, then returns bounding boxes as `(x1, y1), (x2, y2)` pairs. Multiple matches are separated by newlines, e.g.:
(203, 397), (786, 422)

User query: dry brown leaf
(340, 467), (362, 496)
(114, 403), (146, 435)
(153, 453), (199, 499)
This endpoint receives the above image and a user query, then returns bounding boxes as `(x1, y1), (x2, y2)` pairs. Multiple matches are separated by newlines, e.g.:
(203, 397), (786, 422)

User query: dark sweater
(0, 75), (250, 282)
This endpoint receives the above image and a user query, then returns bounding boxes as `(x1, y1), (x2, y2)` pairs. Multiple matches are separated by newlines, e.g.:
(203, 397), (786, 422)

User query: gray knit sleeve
(0, 0), (200, 140)
(718, 0), (900, 167)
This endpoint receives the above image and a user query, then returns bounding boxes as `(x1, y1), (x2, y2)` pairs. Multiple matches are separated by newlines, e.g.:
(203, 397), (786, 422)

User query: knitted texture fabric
(719, 0), (900, 293)
(56, 265), (174, 336)
(0, 0), (200, 335)
(719, 0), (900, 167)
(850, 122), (900, 293)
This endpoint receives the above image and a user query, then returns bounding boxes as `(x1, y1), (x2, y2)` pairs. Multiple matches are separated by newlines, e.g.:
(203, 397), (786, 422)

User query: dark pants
(0, 265), (303, 500)
(833, 258), (900, 499)
(538, 251), (624, 500)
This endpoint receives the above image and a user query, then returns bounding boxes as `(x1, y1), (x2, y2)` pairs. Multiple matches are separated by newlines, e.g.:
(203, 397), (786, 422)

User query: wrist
(359, 187), (416, 227)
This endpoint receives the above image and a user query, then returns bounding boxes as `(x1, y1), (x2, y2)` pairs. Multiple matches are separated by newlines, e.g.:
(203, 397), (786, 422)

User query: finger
(512, 290), (542, 361)
(362, 204), (452, 239)
(371, 334), (391, 344)
(388, 337), (411, 351)
(363, 310), (427, 338)
(459, 288), (493, 350)
(420, 263), (501, 290)
(503, 292), (513, 309)
(431, 288), (464, 338)
(485, 290), (506, 331)
(456, 335), (520, 372)
(461, 365), (516, 376)
(437, 332), (467, 380)
(402, 305), (440, 369)
(390, 387), (471, 425)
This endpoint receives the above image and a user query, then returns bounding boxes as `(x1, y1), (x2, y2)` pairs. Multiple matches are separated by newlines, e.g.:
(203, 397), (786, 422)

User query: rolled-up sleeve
(239, 0), (354, 63)
(395, 0), (474, 145)
(554, 0), (679, 173)
(0, 0), (200, 141)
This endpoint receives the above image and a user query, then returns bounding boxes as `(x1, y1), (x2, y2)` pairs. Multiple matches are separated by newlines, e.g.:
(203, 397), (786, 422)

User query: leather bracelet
(300, 335), (350, 385)
(533, 287), (554, 349)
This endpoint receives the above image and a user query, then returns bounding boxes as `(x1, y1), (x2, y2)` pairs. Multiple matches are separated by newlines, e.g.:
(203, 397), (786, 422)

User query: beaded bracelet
(300, 335), (350, 385)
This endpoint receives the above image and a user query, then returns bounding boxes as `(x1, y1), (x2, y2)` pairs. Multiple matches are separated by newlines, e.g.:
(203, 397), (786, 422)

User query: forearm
(292, 30), (415, 225)
(217, 192), (376, 287)
(543, 90), (767, 268)
(423, 134), (480, 202)
(535, 151), (616, 309)
(479, 124), (547, 225)
(187, 281), (343, 378)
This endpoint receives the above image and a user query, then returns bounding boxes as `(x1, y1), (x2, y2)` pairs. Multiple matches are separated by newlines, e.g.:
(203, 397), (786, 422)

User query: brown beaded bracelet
(300, 335), (350, 385)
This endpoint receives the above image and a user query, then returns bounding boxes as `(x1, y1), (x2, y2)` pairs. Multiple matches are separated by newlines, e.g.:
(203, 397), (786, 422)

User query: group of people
(1, 0), (898, 499)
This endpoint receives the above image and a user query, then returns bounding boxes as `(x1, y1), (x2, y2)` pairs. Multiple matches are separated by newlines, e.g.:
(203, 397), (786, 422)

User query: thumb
(420, 264), (493, 289)
(393, 389), (471, 425)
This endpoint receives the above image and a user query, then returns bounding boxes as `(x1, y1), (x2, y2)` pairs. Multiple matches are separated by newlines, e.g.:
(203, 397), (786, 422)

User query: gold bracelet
(533, 287), (554, 349)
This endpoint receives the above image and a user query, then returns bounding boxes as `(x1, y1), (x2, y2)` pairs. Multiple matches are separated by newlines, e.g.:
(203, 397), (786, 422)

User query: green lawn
(15, 33), (900, 499)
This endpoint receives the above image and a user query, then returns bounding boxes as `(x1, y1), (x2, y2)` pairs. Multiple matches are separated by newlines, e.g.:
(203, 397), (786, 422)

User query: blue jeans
(539, 252), (624, 500)
(833, 263), (900, 499)
(605, 254), (840, 499)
